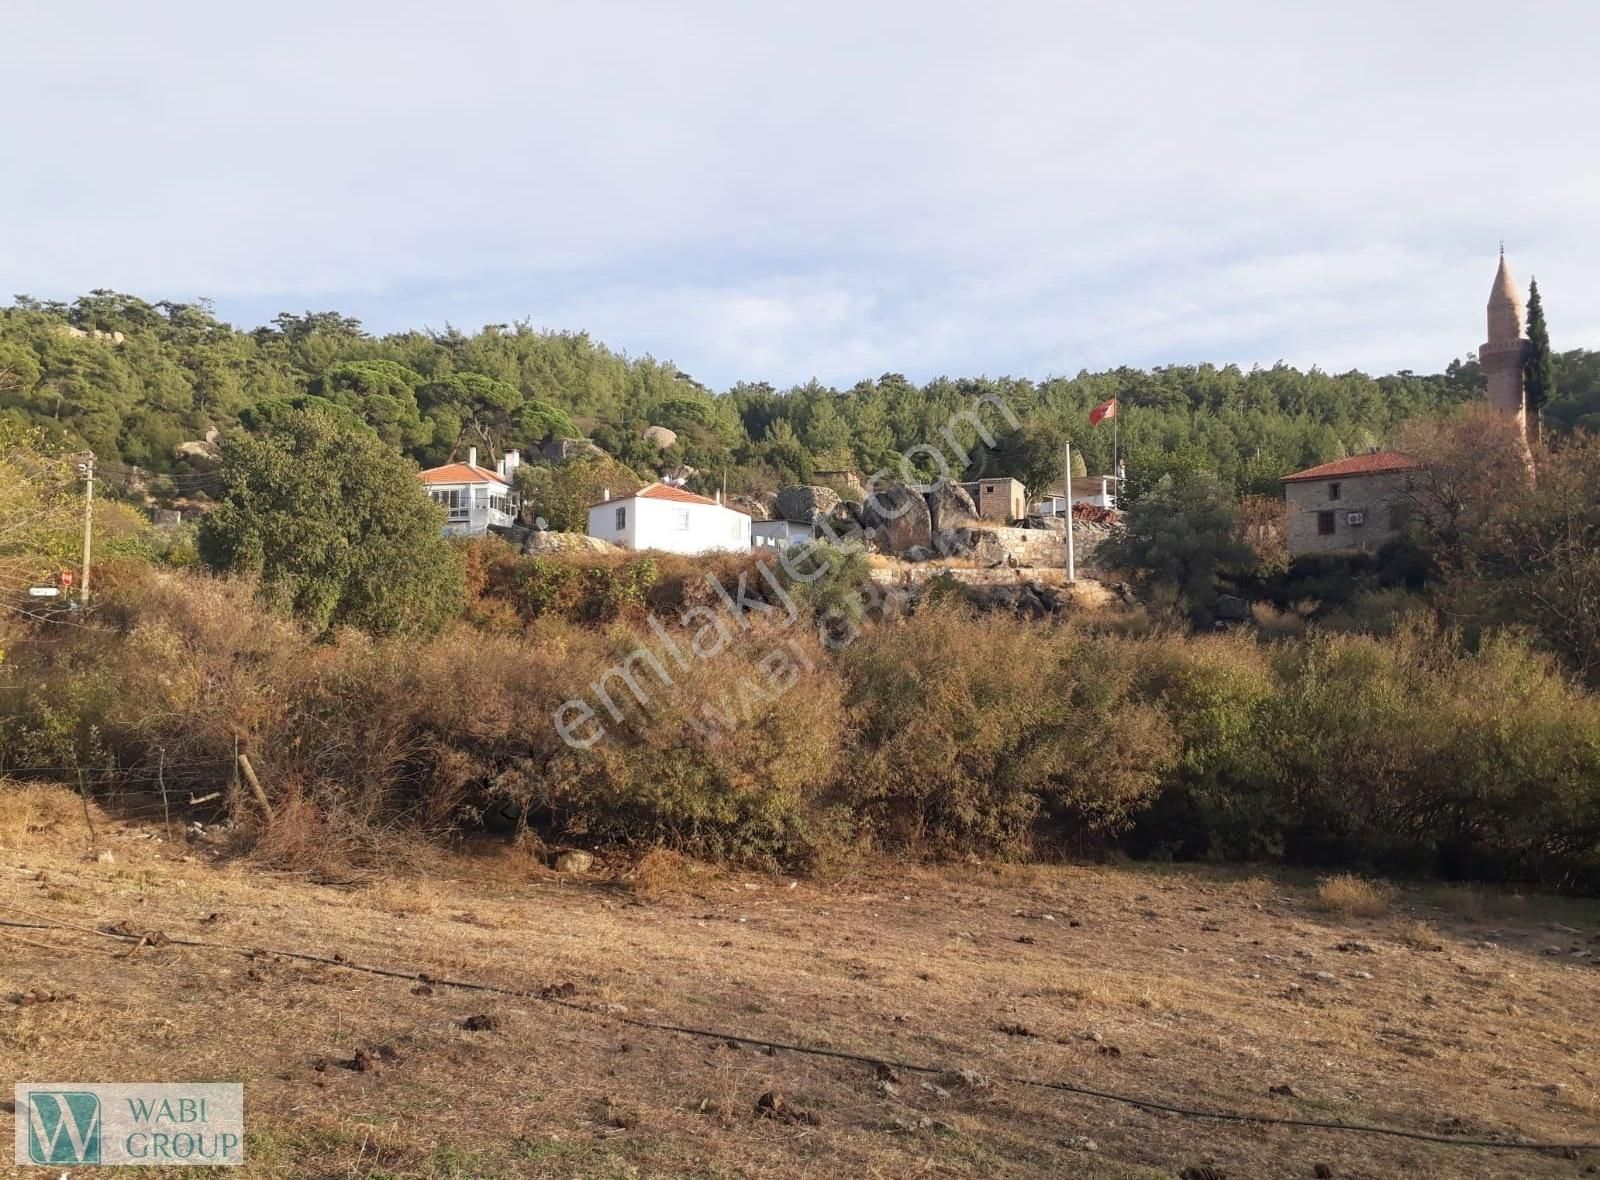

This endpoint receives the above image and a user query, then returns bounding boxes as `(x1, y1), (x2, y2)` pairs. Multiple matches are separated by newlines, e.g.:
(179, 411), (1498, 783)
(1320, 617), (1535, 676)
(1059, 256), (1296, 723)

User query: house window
(1316, 510), (1336, 536)
(1388, 503), (1410, 530)
(1328, 482), (1341, 501)
(430, 489), (467, 519)
(671, 508), (690, 530)
(615, 506), (626, 530)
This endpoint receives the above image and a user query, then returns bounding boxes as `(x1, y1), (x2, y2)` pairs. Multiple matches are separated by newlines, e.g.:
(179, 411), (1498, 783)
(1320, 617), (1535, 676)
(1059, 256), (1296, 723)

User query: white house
(751, 518), (816, 551)
(1030, 472), (1122, 517)
(418, 447), (521, 537)
(587, 483), (751, 555)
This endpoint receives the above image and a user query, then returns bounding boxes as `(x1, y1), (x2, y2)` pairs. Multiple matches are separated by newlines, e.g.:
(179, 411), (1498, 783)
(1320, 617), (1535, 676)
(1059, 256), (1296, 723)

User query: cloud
(2, 0), (1596, 388)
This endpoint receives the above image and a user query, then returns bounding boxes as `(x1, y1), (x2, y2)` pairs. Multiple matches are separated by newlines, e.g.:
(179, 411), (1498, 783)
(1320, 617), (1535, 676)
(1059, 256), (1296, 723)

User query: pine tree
(1524, 277), (1555, 435)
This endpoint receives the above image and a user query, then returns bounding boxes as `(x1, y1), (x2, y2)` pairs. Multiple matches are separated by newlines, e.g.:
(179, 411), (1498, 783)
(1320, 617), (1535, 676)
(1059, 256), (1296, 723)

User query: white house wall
(587, 497), (749, 555)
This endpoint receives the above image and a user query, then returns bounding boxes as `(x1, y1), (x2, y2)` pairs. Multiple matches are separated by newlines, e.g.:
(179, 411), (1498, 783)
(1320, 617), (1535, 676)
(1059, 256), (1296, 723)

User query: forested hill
(5, 290), (1599, 499)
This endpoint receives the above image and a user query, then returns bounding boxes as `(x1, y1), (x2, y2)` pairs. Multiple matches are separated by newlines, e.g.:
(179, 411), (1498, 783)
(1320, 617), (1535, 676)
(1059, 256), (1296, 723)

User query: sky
(3, 0), (1597, 390)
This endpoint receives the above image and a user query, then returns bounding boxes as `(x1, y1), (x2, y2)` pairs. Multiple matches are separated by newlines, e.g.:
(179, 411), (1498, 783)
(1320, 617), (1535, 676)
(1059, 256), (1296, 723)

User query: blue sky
(3, 0), (1596, 389)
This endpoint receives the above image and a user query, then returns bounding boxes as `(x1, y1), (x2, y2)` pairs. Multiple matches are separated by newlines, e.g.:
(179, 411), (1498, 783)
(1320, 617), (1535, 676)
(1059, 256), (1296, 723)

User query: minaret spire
(1479, 249), (1528, 438)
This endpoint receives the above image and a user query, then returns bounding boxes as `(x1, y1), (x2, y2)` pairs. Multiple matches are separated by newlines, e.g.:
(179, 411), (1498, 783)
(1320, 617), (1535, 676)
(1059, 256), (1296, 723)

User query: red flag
(1089, 398), (1118, 427)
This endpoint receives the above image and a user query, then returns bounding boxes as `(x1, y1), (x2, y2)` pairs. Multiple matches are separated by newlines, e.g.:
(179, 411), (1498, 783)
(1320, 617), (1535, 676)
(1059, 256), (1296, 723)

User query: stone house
(1282, 451), (1422, 558)
(960, 477), (1028, 523)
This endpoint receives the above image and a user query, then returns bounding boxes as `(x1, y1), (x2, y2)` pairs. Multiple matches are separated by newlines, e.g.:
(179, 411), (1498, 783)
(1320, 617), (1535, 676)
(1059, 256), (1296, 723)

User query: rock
(555, 850), (594, 874)
(1314, 1166), (1335, 1179)
(924, 482), (979, 534)
(1350, 970), (1373, 980)
(1215, 594), (1250, 621)
(775, 484), (842, 525)
(1180, 1168), (1227, 1180)
(96, 850), (115, 865)
(1309, 971), (1337, 983)
(173, 439), (222, 468)
(460, 1014), (501, 1032)
(521, 531), (617, 556)
(1335, 941), (1376, 954)
(860, 485), (932, 554)
(641, 425), (679, 449)
(815, 470), (867, 500)
(1268, 1084), (1299, 1097)
(1059, 1135), (1099, 1151)
(902, 545), (933, 563)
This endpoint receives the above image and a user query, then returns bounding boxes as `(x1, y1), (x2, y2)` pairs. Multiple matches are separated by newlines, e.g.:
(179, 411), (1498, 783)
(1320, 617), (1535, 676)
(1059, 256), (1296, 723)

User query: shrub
(837, 607), (1176, 857)
(198, 408), (464, 636)
(1314, 873), (1393, 917)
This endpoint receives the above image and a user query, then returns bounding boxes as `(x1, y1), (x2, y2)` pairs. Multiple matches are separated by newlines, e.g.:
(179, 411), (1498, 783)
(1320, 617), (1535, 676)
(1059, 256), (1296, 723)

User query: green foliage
(198, 408), (463, 636)
(1101, 471), (1255, 623)
(13, 290), (1591, 509)
(775, 540), (873, 624)
(513, 453), (642, 532)
(1524, 278), (1555, 421)
(838, 608), (1176, 856)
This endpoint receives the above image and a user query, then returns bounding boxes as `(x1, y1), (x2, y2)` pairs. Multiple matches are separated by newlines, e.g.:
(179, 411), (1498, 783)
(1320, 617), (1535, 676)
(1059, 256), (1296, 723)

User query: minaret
(1479, 247), (1527, 434)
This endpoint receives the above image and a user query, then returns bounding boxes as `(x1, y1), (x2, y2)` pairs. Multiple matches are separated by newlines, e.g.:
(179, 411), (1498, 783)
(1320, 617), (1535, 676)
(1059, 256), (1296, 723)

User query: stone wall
(1284, 470), (1415, 557)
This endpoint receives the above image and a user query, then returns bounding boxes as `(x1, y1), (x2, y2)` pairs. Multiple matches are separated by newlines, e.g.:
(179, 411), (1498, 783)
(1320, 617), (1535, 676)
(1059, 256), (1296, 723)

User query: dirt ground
(4, 798), (1600, 1179)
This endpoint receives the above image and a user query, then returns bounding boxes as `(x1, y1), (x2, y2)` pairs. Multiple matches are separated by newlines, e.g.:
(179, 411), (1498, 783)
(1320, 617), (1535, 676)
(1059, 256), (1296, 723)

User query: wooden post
(237, 754), (273, 819)
(157, 747), (171, 839)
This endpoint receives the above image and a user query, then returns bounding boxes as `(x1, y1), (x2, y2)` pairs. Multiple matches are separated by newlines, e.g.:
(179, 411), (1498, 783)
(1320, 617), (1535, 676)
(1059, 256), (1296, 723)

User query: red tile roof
(418, 462), (511, 487)
(591, 482), (726, 509)
(1282, 451), (1422, 483)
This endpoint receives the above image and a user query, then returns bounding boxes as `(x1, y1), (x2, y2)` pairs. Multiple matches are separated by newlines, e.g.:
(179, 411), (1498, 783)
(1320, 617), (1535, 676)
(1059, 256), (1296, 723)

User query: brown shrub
(1314, 873), (1393, 917)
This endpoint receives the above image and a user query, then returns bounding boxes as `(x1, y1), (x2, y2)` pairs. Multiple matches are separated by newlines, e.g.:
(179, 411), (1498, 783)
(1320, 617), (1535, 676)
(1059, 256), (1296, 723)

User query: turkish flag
(1089, 398), (1118, 427)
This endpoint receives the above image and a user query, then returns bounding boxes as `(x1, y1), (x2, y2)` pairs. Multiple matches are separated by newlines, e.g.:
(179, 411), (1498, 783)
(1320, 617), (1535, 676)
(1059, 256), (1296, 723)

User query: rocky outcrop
(173, 437), (222, 468)
(775, 484), (841, 525)
(641, 425), (678, 449)
(860, 485), (932, 553)
(814, 470), (867, 500)
(925, 482), (979, 534)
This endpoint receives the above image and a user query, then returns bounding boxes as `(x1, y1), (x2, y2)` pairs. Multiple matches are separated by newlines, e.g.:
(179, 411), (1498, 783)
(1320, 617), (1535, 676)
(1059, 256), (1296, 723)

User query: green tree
(198, 409), (463, 636)
(1101, 471), (1254, 624)
(513, 453), (642, 532)
(1524, 277), (1555, 436)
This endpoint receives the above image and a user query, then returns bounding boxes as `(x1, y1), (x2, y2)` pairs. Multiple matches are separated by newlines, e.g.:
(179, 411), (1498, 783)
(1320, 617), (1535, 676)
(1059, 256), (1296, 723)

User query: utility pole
(78, 451), (94, 606)
(1063, 440), (1076, 583)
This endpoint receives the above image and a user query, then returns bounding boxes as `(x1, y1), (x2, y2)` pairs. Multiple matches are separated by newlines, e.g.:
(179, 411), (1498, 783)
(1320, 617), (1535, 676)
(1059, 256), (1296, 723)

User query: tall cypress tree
(1524, 277), (1555, 435)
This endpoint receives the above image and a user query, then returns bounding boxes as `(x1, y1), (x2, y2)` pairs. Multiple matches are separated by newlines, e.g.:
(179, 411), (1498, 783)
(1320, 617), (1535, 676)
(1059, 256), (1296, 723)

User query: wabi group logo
(14, 1084), (243, 1167)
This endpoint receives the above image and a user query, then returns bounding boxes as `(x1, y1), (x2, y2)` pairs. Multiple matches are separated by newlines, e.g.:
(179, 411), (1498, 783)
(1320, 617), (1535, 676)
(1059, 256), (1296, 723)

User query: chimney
(602, 487), (611, 502)
(501, 449), (520, 478)
(467, 446), (478, 469)
(716, 489), (723, 505)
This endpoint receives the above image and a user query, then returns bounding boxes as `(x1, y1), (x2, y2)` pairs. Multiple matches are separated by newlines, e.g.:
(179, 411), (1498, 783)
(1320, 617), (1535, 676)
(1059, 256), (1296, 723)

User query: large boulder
(641, 425), (678, 449)
(925, 483), (979, 534)
(521, 531), (619, 556)
(860, 485), (932, 554)
(173, 438), (221, 468)
(775, 484), (841, 525)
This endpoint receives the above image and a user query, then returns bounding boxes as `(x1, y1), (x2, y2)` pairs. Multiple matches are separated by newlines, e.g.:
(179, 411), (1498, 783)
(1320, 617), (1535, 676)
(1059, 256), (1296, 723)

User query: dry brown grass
(4, 816), (1600, 1179)
(0, 780), (95, 849)
(1313, 872), (1394, 917)
(627, 847), (715, 901)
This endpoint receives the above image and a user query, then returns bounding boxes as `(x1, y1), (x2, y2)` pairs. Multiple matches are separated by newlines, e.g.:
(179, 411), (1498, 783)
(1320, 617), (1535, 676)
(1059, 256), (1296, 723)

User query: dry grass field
(4, 786), (1600, 1179)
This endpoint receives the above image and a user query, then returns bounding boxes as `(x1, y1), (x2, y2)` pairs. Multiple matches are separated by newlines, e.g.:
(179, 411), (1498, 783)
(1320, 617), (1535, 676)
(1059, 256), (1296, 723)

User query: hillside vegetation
(8, 289), (1600, 500)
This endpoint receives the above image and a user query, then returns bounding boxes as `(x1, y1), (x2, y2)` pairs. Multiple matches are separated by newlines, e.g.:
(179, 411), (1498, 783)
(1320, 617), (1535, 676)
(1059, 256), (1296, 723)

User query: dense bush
(4, 561), (1600, 889)
(838, 608), (1176, 856)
